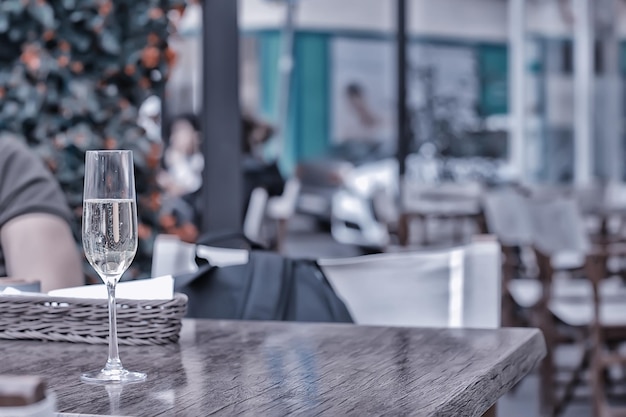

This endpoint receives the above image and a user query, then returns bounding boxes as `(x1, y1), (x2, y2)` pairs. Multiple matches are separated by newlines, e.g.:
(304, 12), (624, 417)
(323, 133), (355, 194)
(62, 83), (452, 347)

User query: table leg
(453, 216), (464, 243)
(275, 218), (287, 253)
(600, 216), (608, 237)
(398, 213), (409, 246)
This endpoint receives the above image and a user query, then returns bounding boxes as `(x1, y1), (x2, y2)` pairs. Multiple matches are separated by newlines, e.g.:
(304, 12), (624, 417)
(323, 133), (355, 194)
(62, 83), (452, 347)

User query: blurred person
(157, 114), (203, 242)
(338, 82), (384, 144)
(0, 136), (83, 292)
(159, 113), (204, 197)
(138, 95), (162, 143)
(166, 0), (202, 116)
(241, 112), (285, 217)
(241, 111), (275, 158)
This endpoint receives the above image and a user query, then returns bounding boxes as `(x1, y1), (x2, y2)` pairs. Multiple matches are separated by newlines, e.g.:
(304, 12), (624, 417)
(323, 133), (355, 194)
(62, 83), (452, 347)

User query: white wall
(526, 1), (571, 37)
(241, 0), (626, 40)
(410, 0), (507, 42)
(239, 0), (286, 29)
(241, 0), (626, 41)
(239, 0), (393, 33)
(240, 0), (507, 41)
(297, 0), (393, 32)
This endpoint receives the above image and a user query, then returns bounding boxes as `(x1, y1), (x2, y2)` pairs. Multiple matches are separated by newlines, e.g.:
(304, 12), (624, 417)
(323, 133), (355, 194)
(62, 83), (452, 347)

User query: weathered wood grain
(0, 319), (545, 416)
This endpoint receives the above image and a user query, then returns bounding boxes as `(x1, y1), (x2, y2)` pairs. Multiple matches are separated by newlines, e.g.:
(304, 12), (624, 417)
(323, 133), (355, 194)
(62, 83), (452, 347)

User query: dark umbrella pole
(396, 0), (410, 180)
(396, 0), (412, 246)
(200, 0), (242, 234)
(396, 0), (411, 180)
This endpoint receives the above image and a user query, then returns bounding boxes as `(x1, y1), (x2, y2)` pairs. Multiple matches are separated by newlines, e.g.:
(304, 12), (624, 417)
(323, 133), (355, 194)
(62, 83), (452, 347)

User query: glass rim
(86, 150), (133, 154)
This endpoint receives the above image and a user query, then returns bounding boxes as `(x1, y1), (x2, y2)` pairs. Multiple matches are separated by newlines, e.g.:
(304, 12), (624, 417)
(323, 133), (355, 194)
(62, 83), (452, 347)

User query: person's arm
(1, 213), (84, 292)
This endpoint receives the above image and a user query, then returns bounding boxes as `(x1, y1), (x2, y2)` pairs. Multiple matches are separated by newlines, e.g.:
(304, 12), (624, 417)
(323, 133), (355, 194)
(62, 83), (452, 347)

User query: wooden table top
(0, 319), (545, 417)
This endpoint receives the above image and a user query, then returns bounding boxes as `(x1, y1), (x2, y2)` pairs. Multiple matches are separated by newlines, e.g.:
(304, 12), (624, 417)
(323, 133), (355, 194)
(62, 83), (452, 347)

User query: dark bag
(242, 159), (285, 218)
(243, 159), (285, 197)
(174, 235), (353, 323)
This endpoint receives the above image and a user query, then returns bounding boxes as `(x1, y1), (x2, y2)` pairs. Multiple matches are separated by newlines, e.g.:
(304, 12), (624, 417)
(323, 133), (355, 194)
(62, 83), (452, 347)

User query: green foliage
(0, 0), (185, 279)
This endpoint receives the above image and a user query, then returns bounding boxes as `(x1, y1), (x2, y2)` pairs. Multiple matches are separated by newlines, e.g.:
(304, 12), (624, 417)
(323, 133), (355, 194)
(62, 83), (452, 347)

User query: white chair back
(482, 187), (533, 246)
(604, 181), (626, 211)
(243, 187), (268, 243)
(528, 197), (591, 257)
(331, 190), (389, 248)
(151, 234), (198, 277)
(151, 234), (249, 277)
(266, 177), (301, 220)
(371, 186), (399, 226)
(402, 181), (483, 215)
(319, 237), (501, 329)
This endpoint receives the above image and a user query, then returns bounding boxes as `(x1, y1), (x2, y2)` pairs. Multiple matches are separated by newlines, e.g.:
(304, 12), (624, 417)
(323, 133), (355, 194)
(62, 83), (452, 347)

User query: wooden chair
(371, 185), (400, 238)
(482, 187), (535, 327)
(399, 181), (483, 247)
(266, 177), (301, 252)
(243, 187), (269, 245)
(585, 250), (626, 417)
(528, 196), (626, 416)
(330, 189), (390, 250)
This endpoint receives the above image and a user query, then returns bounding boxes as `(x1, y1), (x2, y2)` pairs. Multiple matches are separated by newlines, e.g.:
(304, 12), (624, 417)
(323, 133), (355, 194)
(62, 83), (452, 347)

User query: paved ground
(281, 215), (594, 416)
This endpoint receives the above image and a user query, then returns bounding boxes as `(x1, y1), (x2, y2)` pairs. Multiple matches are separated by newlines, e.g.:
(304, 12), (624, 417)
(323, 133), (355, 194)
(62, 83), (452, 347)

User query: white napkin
(48, 275), (174, 300)
(0, 287), (28, 295)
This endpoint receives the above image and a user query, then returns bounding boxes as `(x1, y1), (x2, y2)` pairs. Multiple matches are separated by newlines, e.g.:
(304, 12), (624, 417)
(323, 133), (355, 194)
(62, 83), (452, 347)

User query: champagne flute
(81, 150), (146, 384)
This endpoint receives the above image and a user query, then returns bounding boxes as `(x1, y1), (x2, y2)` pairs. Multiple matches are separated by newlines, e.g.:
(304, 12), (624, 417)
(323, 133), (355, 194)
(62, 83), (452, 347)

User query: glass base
(81, 368), (146, 384)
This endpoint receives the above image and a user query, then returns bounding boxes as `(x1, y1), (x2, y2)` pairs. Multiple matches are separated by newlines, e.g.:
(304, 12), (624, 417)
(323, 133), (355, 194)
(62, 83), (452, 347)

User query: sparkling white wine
(83, 198), (137, 284)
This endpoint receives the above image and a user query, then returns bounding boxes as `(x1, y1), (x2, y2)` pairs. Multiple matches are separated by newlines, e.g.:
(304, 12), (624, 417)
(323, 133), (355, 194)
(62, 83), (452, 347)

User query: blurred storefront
(166, 0), (626, 183)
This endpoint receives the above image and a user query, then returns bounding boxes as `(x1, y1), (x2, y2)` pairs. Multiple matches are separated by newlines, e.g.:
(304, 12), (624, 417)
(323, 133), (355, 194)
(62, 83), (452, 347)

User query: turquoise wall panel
(259, 31), (281, 120)
(293, 33), (330, 161)
(258, 31), (330, 173)
(478, 44), (509, 116)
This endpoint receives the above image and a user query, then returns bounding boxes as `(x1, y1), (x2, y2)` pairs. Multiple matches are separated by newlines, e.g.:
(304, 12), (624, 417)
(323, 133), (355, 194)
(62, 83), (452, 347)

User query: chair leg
(556, 343), (590, 416)
(453, 217), (464, 243)
(500, 246), (518, 328)
(536, 296), (556, 416)
(398, 213), (410, 246)
(540, 340), (556, 417)
(591, 351), (605, 417)
(586, 253), (609, 417)
(422, 215), (430, 245)
(590, 324), (608, 417)
(275, 218), (287, 253)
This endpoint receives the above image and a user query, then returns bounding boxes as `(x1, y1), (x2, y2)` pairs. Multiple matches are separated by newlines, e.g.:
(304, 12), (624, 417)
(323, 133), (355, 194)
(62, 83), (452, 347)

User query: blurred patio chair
(318, 236), (500, 329)
(482, 186), (535, 328)
(483, 187), (593, 324)
(243, 187), (269, 245)
(265, 177), (300, 252)
(521, 183), (569, 201)
(371, 185), (400, 238)
(528, 196), (626, 417)
(151, 234), (198, 278)
(330, 189), (390, 251)
(151, 234), (249, 278)
(399, 181), (484, 246)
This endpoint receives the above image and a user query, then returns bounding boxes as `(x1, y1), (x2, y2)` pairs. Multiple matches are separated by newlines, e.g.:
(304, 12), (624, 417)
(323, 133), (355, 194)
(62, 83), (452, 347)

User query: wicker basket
(0, 293), (188, 345)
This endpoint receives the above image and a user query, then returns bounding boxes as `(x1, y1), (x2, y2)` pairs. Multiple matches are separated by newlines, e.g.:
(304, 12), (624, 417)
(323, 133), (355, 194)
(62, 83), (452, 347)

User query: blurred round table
(399, 190), (483, 246)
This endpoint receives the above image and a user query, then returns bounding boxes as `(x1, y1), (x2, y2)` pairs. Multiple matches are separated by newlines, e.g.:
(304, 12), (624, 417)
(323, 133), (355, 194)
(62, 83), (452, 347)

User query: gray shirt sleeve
(0, 138), (74, 278)
(0, 138), (73, 229)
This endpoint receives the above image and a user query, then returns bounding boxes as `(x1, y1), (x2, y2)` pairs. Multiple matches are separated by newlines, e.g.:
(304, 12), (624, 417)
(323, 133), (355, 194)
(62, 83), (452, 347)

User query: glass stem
(104, 280), (123, 372)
